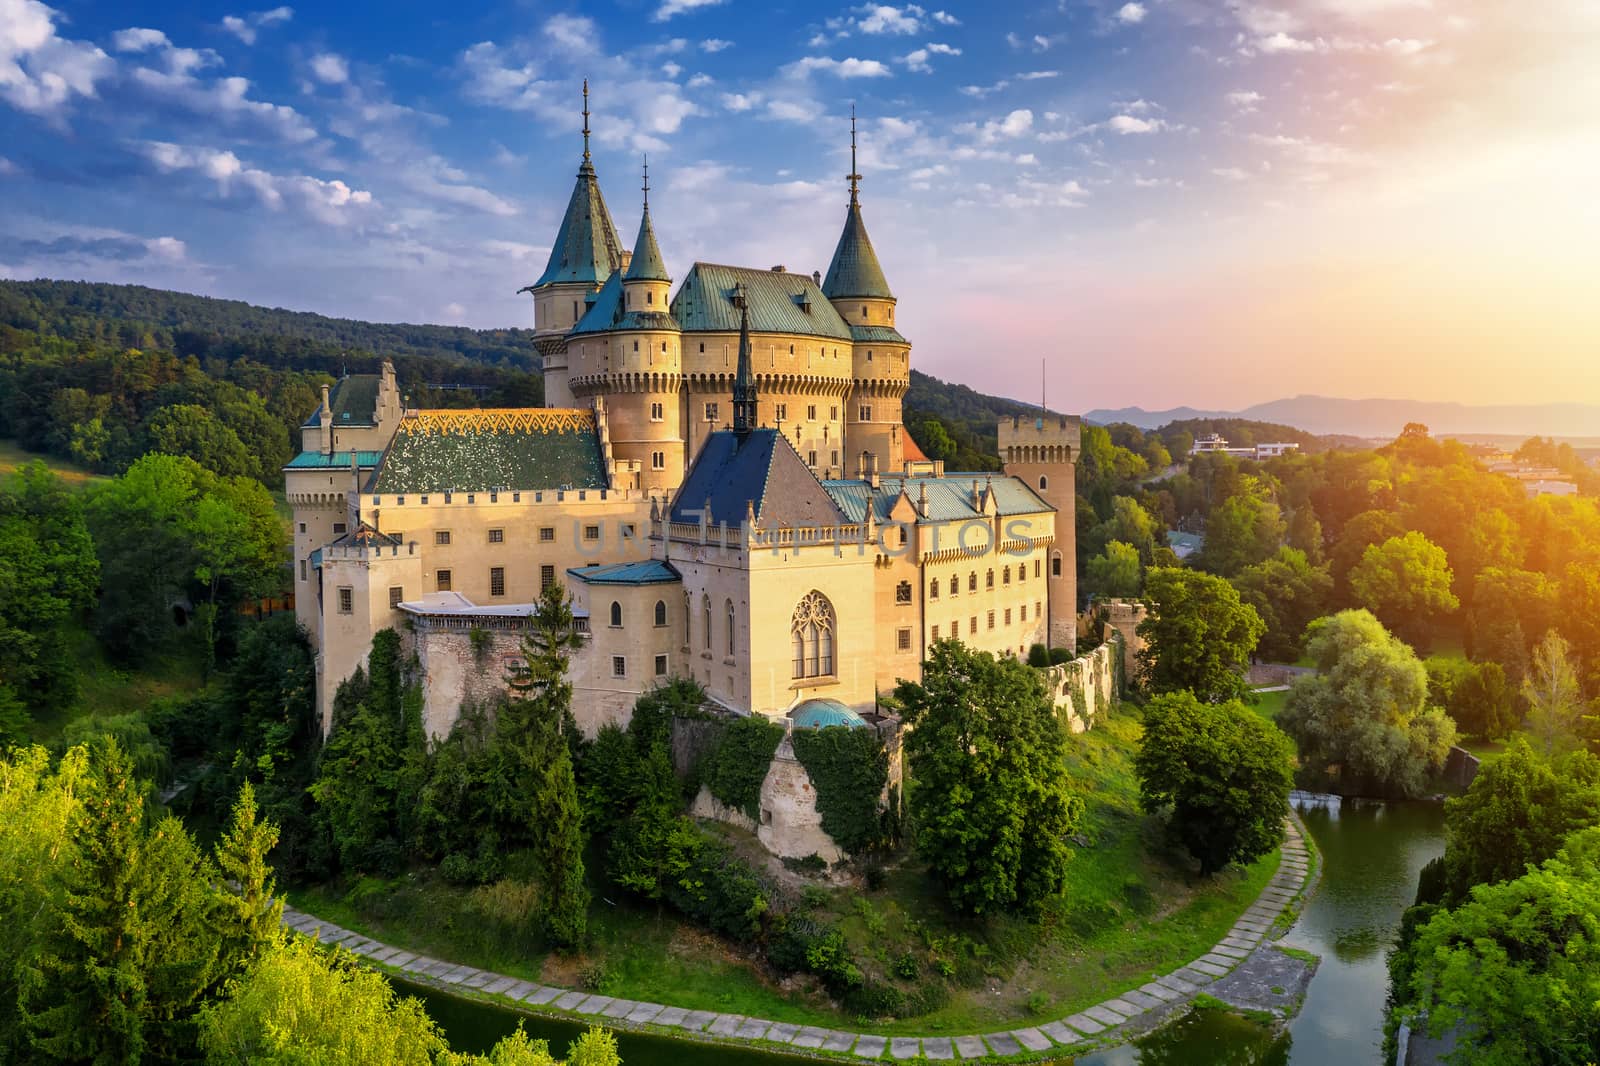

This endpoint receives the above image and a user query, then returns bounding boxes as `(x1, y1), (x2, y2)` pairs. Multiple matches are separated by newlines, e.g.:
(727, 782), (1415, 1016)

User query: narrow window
(298, 522), (306, 533)
(540, 564), (556, 590)
(726, 600), (736, 655)
(932, 624), (940, 641)
(897, 627), (912, 652)
(986, 569), (995, 589)
(968, 572), (977, 592)
(1051, 554), (1062, 577)
(896, 581), (912, 605)
(652, 451), (665, 470)
(654, 654), (668, 677)
(1003, 566), (1011, 585)
(490, 567), (505, 597)
(987, 610), (995, 630)
(612, 656), (627, 678)
(299, 560), (307, 582)
(610, 601), (623, 627)
(389, 586), (403, 608)
(1039, 475), (1049, 491)
(654, 599), (668, 627)
(337, 587), (353, 614)
(808, 450), (818, 467)
(807, 404), (816, 420)
(1005, 608), (1012, 626)
(1021, 603), (1028, 621)
(930, 578), (941, 599)
(436, 569), (452, 592)
(703, 595), (712, 650)
(651, 402), (664, 421)
(950, 572), (959, 596)
(489, 491), (498, 503)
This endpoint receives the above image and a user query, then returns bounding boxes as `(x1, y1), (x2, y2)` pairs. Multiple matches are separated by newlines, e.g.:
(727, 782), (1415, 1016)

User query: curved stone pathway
(282, 822), (1314, 1061)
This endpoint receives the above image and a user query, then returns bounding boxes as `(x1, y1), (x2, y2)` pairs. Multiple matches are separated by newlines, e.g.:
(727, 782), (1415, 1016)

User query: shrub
(1028, 644), (1050, 668)
(440, 852), (476, 885)
(844, 980), (904, 1019)
(1048, 647), (1074, 665)
(702, 716), (785, 820)
(893, 952), (920, 980)
(792, 726), (890, 855)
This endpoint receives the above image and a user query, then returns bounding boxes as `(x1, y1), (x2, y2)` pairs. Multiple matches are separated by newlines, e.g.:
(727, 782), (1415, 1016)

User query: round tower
(824, 110), (910, 476)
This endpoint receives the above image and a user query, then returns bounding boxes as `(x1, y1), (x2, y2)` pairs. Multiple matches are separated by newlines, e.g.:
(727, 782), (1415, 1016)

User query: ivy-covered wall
(791, 727), (890, 856)
(1041, 631), (1126, 733)
(701, 716), (786, 821)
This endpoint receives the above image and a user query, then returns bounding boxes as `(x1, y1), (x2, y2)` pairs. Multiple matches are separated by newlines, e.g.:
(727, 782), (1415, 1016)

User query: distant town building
(1483, 459), (1579, 497)
(1190, 433), (1299, 461)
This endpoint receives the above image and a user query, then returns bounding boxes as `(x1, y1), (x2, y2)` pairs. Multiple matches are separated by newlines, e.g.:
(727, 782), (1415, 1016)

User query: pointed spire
(732, 283), (757, 436)
(531, 79), (625, 288)
(625, 155), (671, 283)
(822, 106), (894, 300)
(582, 78), (591, 166)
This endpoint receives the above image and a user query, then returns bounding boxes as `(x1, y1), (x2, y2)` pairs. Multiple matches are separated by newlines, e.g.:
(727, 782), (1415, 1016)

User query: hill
(1088, 394), (1600, 439)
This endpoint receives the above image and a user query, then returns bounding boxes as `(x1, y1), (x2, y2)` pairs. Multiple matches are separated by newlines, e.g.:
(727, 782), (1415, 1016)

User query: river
(401, 793), (1446, 1065)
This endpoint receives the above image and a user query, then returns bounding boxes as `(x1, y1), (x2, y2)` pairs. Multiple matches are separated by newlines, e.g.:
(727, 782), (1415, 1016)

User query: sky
(1, 0), (1597, 412)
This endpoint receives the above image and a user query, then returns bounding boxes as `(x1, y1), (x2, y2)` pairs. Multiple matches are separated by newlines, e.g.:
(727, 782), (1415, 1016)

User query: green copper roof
(624, 206), (670, 282)
(791, 698), (867, 729)
(570, 272), (682, 336)
(284, 450), (384, 470)
(671, 264), (852, 340)
(368, 409), (607, 493)
(533, 163), (625, 288)
(567, 560), (682, 585)
(822, 201), (893, 301)
(822, 474), (1051, 523)
(849, 324), (908, 345)
(302, 374), (381, 427)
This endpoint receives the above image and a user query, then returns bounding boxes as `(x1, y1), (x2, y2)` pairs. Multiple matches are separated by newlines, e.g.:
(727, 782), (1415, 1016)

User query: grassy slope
(295, 705), (1278, 1035)
(0, 438), (105, 486)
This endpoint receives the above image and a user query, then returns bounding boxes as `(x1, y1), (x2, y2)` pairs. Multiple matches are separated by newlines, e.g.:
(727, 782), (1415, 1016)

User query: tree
(1348, 531), (1459, 647)
(890, 641), (1083, 916)
(1085, 540), (1142, 601)
(1135, 692), (1295, 876)
(1467, 567), (1558, 681)
(1398, 834), (1600, 1066)
(1329, 508), (1404, 603)
(1441, 661), (1517, 740)
(1440, 738), (1600, 902)
(145, 403), (256, 479)
(1138, 567), (1265, 702)
(1522, 630), (1585, 754)
(1279, 610), (1456, 798)
(1286, 503), (1325, 564)
(1195, 476), (1285, 577)
(504, 582), (590, 948)
(17, 740), (231, 1064)
(212, 782), (284, 973)
(1231, 547), (1332, 663)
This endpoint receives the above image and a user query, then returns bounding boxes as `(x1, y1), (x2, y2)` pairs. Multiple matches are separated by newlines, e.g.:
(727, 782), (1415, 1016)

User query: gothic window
(654, 599), (668, 627)
(703, 594), (712, 649)
(610, 601), (623, 628)
(1039, 475), (1049, 491)
(683, 592), (692, 645)
(896, 581), (912, 605)
(726, 600), (736, 655)
(791, 590), (836, 679)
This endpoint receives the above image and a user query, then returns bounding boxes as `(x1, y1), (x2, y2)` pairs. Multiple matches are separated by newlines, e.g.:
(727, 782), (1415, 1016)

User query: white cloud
(653, 0), (727, 22)
(721, 91), (761, 111)
(686, 72), (712, 87)
(931, 10), (960, 24)
(219, 6), (292, 46)
(1248, 132), (1361, 165)
(786, 56), (892, 78)
(1007, 32), (1063, 52)
(0, 0), (114, 118)
(857, 4), (925, 35)
(1257, 31), (1320, 53)
(146, 235), (187, 261)
(1107, 114), (1165, 133)
(0, 156), (18, 174)
(960, 79), (1009, 97)
(968, 108), (1033, 143)
(458, 41), (549, 112)
(901, 42), (960, 73)
(700, 37), (732, 52)
(137, 140), (377, 224)
(309, 52), (349, 84)
(544, 14), (598, 56)
(766, 99), (812, 122)
(110, 27), (169, 52)
(1016, 70), (1058, 80)
(1227, 89), (1264, 111)
(1116, 2), (1147, 24)
(1382, 37), (1432, 55)
(128, 66), (316, 141)
(661, 60), (682, 78)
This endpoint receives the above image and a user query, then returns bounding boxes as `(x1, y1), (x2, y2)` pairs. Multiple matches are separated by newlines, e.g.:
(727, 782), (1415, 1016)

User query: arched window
(968, 572), (977, 592)
(895, 581), (912, 605)
(702, 594), (712, 649)
(1051, 553), (1063, 577)
(791, 590), (836, 679)
(726, 600), (736, 655)
(1018, 563), (1026, 584)
(654, 599), (667, 627)
(930, 578), (941, 599)
(609, 601), (623, 628)
(950, 572), (959, 596)
(986, 569), (995, 589)
(1039, 475), (1048, 491)
(1003, 566), (1011, 585)
(683, 592), (692, 645)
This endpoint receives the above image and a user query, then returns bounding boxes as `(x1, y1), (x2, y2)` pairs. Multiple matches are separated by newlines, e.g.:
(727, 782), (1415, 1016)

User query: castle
(286, 93), (1082, 849)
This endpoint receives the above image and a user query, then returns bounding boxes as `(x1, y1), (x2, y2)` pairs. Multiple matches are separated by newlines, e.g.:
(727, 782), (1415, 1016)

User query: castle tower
(824, 109), (910, 475)
(525, 80), (626, 408)
(999, 414), (1080, 651)
(603, 159), (685, 495)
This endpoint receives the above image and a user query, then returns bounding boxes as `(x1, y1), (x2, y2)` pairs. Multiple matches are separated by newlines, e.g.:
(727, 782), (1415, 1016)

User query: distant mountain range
(1085, 395), (1600, 439)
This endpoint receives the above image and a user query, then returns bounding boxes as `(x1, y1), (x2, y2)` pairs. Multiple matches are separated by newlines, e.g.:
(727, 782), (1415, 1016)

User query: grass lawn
(25, 624), (209, 743)
(295, 705), (1280, 1035)
(0, 438), (105, 487)
(1247, 688), (1290, 722)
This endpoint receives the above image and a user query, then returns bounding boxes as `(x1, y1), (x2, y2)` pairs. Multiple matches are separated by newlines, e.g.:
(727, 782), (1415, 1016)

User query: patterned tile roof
(283, 450), (385, 470)
(368, 408), (607, 493)
(532, 162), (626, 288)
(822, 474), (1052, 524)
(822, 201), (893, 300)
(669, 427), (845, 528)
(671, 264), (853, 340)
(567, 559), (682, 585)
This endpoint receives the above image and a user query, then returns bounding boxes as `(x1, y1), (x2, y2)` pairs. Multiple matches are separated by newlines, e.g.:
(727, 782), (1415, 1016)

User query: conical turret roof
(624, 205), (670, 282)
(533, 161), (626, 288)
(821, 200), (893, 300)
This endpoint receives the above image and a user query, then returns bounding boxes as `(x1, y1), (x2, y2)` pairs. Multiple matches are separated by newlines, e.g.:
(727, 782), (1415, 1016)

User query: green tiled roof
(284, 450), (384, 470)
(302, 374), (381, 427)
(624, 206), (670, 282)
(567, 560), (681, 585)
(671, 264), (852, 340)
(822, 201), (893, 300)
(822, 474), (1051, 523)
(570, 273), (681, 336)
(533, 162), (626, 288)
(368, 409), (607, 493)
(849, 324), (909, 345)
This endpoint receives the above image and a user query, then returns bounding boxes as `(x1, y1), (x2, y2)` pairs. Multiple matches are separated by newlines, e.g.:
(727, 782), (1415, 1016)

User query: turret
(822, 107), (897, 332)
(524, 80), (626, 407)
(622, 157), (672, 313)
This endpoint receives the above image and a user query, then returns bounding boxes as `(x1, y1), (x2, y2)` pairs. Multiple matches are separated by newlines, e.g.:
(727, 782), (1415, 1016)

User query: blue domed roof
(791, 698), (868, 730)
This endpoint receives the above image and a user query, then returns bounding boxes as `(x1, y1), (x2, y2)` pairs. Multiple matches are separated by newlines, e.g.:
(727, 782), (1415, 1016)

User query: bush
(440, 852), (476, 885)
(1048, 647), (1074, 665)
(1028, 644), (1050, 668)
(843, 980), (905, 1019)
(806, 929), (864, 994)
(893, 952), (920, 980)
(792, 726), (891, 855)
(702, 716), (786, 820)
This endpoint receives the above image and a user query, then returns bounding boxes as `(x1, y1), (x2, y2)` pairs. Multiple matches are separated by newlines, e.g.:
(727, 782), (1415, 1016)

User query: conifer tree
(213, 781), (284, 972)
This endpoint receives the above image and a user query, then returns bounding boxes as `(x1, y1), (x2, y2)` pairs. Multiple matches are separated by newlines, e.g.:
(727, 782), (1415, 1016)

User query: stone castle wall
(1043, 634), (1124, 733)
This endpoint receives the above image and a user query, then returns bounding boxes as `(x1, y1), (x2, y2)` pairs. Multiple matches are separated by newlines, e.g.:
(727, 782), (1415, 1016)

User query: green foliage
(1027, 643), (1050, 668)
(1086, 539), (1143, 601)
(1349, 531), (1459, 647)
(0, 461), (98, 718)
(1396, 832), (1600, 1066)
(701, 715), (786, 821)
(1138, 567), (1265, 702)
(1280, 610), (1457, 798)
(1440, 738), (1600, 903)
(1426, 658), (1517, 740)
(212, 782), (285, 973)
(624, 676), (707, 755)
(1135, 692), (1295, 876)
(891, 640), (1084, 916)
(1231, 547), (1332, 663)
(1522, 630), (1585, 754)
(1196, 476), (1286, 577)
(791, 726), (891, 855)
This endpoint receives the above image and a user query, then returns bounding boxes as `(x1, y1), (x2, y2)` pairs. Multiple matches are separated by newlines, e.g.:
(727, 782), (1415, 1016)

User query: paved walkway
(282, 823), (1314, 1061)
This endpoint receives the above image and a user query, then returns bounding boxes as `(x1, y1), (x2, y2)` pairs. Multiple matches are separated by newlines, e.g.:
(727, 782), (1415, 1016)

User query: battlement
(998, 414), (1080, 463)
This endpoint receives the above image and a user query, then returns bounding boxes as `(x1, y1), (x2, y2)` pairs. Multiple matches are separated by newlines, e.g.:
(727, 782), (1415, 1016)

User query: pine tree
(213, 781), (284, 972)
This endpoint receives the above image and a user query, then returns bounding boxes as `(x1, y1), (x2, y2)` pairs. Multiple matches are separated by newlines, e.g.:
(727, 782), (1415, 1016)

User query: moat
(399, 793), (1446, 1064)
